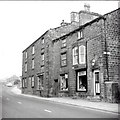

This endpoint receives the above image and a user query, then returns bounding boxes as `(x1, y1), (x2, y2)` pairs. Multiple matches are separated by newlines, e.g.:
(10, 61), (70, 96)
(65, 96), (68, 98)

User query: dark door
(54, 79), (59, 97)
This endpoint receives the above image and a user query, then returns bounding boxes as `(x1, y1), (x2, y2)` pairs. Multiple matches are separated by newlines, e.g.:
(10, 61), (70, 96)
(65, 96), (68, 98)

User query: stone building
(51, 8), (120, 102)
(22, 6), (120, 102)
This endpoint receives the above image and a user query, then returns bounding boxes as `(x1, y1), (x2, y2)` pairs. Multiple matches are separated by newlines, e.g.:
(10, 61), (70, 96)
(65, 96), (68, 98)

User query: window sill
(61, 65), (67, 67)
(60, 90), (69, 92)
(61, 46), (67, 49)
(77, 37), (84, 41)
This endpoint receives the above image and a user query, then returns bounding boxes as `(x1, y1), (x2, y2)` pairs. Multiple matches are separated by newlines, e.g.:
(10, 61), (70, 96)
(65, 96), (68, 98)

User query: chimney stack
(70, 12), (79, 23)
(118, 1), (120, 8)
(84, 3), (90, 12)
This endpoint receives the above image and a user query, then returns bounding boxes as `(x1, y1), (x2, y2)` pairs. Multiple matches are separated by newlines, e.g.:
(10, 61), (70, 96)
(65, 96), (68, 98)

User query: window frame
(60, 73), (68, 91)
(22, 79), (25, 88)
(25, 62), (27, 72)
(41, 53), (44, 66)
(77, 30), (83, 40)
(32, 45), (35, 55)
(32, 59), (34, 69)
(61, 52), (67, 67)
(37, 76), (40, 90)
(31, 76), (35, 88)
(72, 46), (78, 65)
(79, 45), (86, 64)
(77, 71), (87, 92)
(25, 51), (27, 59)
(41, 37), (45, 44)
(61, 39), (67, 48)
(41, 66), (44, 72)
(24, 78), (27, 88)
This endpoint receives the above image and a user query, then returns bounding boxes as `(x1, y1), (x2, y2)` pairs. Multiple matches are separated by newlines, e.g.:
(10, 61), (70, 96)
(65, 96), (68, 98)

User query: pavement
(11, 86), (119, 115)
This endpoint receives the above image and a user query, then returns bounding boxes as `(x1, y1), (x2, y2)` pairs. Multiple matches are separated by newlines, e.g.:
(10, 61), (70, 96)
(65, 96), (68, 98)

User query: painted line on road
(6, 98), (10, 101)
(17, 102), (22, 104)
(44, 109), (52, 113)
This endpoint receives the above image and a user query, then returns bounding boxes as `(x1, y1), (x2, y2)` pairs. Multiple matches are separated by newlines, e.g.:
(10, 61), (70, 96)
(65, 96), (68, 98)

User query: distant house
(22, 5), (120, 102)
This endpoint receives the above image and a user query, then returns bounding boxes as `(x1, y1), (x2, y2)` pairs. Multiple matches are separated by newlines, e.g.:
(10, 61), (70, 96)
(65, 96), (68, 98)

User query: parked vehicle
(6, 83), (13, 87)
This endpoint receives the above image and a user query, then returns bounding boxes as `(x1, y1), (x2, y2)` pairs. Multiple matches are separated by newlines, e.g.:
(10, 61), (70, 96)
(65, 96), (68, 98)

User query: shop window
(72, 46), (78, 65)
(60, 74), (68, 91)
(79, 45), (86, 64)
(61, 52), (67, 67)
(77, 71), (87, 92)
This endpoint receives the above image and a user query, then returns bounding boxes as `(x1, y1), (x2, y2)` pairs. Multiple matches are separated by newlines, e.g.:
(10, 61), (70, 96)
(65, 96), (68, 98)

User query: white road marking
(17, 102), (22, 104)
(44, 109), (52, 113)
(6, 98), (10, 100)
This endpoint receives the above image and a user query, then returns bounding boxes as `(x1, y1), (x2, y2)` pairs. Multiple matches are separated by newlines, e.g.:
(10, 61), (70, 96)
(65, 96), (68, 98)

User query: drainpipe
(103, 17), (109, 82)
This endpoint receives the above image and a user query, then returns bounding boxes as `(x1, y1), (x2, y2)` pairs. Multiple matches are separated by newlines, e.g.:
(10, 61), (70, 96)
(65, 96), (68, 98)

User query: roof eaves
(52, 15), (105, 43)
(22, 30), (49, 53)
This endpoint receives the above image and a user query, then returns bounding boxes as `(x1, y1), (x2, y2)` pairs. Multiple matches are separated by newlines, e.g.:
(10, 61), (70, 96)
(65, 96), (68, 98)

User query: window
(41, 48), (44, 53)
(61, 53), (67, 67)
(31, 76), (34, 88)
(77, 71), (87, 91)
(77, 31), (83, 39)
(37, 77), (40, 90)
(32, 46), (35, 55)
(22, 79), (25, 88)
(37, 75), (44, 90)
(60, 74), (68, 91)
(41, 53), (44, 66)
(25, 62), (27, 72)
(79, 45), (86, 64)
(72, 47), (78, 65)
(41, 38), (45, 44)
(61, 39), (66, 48)
(41, 66), (44, 72)
(32, 59), (34, 69)
(24, 78), (27, 88)
(25, 51), (27, 59)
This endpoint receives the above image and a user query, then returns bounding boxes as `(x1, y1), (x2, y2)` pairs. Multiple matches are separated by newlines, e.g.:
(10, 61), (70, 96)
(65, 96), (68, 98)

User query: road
(1, 84), (118, 118)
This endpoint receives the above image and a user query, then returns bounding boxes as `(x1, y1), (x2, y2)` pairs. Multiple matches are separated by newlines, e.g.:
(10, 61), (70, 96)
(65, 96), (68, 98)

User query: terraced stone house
(22, 5), (120, 102)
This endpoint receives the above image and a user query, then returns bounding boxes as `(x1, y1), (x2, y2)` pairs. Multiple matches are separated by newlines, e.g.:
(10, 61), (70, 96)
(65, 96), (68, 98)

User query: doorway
(54, 79), (59, 96)
(93, 70), (100, 96)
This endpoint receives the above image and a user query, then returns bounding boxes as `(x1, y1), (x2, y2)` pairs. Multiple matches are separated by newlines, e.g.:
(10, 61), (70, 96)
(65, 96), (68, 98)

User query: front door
(93, 70), (100, 96)
(54, 79), (59, 96)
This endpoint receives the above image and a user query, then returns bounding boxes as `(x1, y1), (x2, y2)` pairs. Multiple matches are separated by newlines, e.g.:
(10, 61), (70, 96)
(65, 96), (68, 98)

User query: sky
(0, 1), (119, 80)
